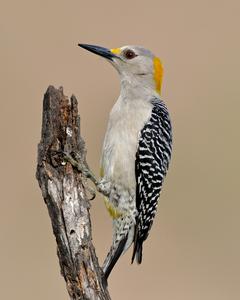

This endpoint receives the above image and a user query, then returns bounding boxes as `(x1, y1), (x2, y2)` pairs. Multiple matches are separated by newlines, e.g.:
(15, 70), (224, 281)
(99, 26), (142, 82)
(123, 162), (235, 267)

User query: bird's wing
(132, 100), (172, 263)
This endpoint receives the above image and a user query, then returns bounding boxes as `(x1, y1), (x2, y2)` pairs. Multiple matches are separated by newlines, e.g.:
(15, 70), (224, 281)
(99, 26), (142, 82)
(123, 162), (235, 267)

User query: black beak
(78, 44), (118, 61)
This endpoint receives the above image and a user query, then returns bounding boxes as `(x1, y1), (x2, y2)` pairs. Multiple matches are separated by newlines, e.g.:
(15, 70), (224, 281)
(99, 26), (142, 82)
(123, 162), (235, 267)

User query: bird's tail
(131, 226), (144, 264)
(103, 234), (128, 280)
(103, 223), (136, 280)
(131, 239), (143, 264)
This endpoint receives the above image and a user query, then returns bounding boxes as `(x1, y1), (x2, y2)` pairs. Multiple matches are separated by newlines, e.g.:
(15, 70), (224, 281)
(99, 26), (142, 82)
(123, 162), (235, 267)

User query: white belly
(101, 97), (152, 192)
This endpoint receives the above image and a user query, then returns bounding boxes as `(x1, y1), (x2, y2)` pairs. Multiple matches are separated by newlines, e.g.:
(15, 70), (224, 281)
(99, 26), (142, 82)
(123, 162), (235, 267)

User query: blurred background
(1, 0), (240, 299)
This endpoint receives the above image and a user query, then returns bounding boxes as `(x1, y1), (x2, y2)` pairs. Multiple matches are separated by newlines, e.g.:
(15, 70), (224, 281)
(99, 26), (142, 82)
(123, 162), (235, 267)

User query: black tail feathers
(131, 239), (143, 264)
(131, 226), (144, 264)
(104, 234), (128, 280)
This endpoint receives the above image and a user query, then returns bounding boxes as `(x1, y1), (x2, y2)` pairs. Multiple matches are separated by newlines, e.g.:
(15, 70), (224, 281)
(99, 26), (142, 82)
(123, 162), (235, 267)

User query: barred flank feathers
(133, 99), (172, 262)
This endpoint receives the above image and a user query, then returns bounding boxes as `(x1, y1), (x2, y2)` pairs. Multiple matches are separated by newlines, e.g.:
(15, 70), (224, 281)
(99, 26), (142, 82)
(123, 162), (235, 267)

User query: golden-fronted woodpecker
(78, 44), (172, 280)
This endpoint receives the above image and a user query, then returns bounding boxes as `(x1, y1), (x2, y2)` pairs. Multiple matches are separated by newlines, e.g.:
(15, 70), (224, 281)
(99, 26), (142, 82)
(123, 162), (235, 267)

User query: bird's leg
(63, 152), (98, 185)
(63, 151), (110, 197)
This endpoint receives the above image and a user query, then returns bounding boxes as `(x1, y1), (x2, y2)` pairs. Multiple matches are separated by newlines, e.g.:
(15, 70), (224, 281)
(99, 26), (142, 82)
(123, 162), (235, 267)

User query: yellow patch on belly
(100, 166), (104, 178)
(104, 197), (123, 219)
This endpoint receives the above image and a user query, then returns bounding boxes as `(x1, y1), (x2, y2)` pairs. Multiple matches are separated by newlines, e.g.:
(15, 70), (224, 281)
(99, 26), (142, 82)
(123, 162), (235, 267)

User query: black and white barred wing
(132, 101), (172, 264)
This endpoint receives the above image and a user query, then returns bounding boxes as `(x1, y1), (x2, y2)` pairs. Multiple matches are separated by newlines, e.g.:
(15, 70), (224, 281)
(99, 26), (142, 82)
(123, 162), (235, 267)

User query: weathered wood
(36, 86), (111, 300)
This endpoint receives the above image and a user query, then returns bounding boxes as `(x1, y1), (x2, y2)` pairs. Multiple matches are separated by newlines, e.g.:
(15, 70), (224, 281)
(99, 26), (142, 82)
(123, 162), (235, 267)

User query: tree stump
(36, 86), (111, 300)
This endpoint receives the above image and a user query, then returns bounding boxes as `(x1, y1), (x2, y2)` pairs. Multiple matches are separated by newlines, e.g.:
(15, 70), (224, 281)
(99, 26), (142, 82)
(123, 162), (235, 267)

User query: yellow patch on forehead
(111, 48), (121, 55)
(153, 57), (164, 94)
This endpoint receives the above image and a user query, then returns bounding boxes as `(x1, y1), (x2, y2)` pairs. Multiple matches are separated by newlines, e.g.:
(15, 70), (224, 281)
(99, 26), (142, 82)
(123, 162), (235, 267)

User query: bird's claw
(85, 185), (96, 201)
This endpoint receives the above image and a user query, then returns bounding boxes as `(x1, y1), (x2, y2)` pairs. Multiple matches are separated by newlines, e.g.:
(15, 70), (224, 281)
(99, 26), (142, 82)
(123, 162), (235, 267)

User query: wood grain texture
(36, 86), (111, 300)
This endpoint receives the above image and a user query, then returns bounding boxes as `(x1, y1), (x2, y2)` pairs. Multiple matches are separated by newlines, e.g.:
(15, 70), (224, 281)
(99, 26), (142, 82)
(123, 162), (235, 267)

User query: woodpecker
(78, 44), (172, 280)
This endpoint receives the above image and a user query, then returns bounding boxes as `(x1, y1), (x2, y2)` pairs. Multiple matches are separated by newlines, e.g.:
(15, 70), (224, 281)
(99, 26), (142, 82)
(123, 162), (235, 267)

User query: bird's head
(78, 44), (163, 95)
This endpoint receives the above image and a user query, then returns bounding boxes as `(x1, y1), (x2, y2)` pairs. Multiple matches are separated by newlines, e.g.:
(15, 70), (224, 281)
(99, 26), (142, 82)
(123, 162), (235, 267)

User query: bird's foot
(96, 180), (111, 197)
(63, 151), (109, 197)
(84, 185), (96, 201)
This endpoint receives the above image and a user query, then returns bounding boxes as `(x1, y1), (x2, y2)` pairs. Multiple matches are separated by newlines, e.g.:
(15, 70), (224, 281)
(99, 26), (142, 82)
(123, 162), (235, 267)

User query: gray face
(78, 44), (160, 94)
(111, 46), (155, 77)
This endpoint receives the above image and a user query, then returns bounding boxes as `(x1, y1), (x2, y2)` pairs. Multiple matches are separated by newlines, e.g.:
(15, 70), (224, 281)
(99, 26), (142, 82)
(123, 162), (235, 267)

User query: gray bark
(36, 86), (111, 300)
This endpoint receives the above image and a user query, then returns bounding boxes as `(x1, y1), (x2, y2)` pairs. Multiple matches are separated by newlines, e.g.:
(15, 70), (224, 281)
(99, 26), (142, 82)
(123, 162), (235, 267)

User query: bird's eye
(124, 49), (137, 59)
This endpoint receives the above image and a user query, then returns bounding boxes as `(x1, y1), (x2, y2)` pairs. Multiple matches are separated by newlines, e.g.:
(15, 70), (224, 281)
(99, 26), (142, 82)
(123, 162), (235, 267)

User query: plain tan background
(1, 0), (240, 299)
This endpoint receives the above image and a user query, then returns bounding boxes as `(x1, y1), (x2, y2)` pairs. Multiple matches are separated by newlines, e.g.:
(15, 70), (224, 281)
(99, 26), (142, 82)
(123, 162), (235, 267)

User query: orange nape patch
(111, 48), (121, 55)
(153, 57), (164, 94)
